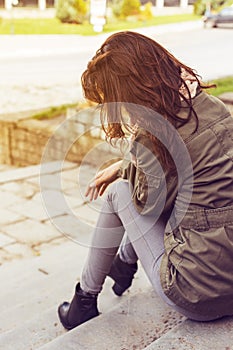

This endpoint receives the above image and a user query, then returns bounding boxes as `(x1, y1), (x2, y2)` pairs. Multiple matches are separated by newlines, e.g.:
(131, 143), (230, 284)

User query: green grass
(31, 103), (78, 120)
(31, 100), (95, 120)
(0, 14), (201, 35)
(0, 18), (95, 35)
(208, 76), (233, 96)
(104, 14), (200, 33)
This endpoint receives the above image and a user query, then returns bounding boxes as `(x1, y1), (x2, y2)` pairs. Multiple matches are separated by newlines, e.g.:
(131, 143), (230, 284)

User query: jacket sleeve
(119, 130), (178, 217)
(119, 158), (133, 179)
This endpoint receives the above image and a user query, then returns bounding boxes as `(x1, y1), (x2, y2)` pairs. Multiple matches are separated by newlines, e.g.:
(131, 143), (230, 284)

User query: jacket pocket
(132, 171), (166, 216)
(211, 120), (233, 161)
(136, 172), (162, 202)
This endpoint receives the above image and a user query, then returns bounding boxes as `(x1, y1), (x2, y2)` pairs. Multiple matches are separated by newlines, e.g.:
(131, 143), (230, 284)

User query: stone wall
(0, 108), (121, 168)
(1, 95), (232, 169)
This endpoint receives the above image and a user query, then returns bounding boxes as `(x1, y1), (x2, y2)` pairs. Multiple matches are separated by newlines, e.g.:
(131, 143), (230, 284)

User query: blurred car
(203, 6), (233, 28)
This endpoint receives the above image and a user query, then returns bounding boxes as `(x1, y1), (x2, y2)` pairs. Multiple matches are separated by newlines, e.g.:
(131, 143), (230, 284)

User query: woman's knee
(107, 181), (130, 201)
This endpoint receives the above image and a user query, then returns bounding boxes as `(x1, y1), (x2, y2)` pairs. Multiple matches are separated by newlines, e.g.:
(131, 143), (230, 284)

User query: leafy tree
(56, 0), (87, 24)
(120, 0), (141, 18)
(111, 0), (124, 18)
(193, 0), (230, 15)
(193, 0), (207, 15)
(141, 2), (153, 20)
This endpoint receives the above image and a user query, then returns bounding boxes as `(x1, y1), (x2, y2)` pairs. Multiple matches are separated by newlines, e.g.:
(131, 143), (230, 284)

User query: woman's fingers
(99, 183), (108, 197)
(85, 184), (93, 198)
(85, 181), (96, 198)
(85, 161), (121, 200)
(93, 186), (101, 201)
(85, 181), (103, 201)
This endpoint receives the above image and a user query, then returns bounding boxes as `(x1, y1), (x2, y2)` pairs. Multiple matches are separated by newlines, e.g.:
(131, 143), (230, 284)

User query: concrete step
(0, 241), (82, 295)
(144, 316), (233, 350)
(0, 244), (85, 332)
(0, 306), (65, 350)
(0, 238), (131, 332)
(0, 161), (77, 185)
(1, 229), (232, 350)
(0, 276), (129, 350)
(35, 288), (185, 350)
(0, 235), (157, 347)
(0, 238), (186, 350)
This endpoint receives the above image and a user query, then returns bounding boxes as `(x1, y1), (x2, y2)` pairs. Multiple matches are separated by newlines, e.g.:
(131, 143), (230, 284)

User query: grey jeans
(81, 180), (213, 321)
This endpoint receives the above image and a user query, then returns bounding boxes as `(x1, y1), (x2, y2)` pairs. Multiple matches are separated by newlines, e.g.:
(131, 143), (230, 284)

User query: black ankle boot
(58, 283), (99, 330)
(108, 255), (138, 296)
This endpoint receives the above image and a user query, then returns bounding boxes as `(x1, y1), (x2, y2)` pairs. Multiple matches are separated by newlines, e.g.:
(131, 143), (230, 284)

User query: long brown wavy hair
(81, 31), (213, 168)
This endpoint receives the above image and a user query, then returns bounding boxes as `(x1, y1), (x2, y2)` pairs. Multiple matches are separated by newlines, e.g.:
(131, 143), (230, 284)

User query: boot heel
(112, 282), (127, 296)
(108, 255), (138, 296)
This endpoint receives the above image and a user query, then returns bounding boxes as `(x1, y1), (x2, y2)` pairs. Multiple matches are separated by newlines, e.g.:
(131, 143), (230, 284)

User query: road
(150, 26), (233, 82)
(0, 23), (232, 113)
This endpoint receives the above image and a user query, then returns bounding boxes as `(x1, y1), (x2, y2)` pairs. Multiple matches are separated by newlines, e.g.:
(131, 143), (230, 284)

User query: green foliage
(208, 76), (233, 96)
(218, 0), (233, 9)
(120, 0), (141, 18)
(0, 14), (201, 35)
(193, 0), (207, 15)
(56, 0), (87, 24)
(111, 0), (123, 18)
(193, 0), (231, 15)
(140, 2), (153, 20)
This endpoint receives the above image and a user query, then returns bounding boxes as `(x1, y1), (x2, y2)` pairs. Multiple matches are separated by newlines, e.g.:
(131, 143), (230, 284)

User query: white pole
(90, 0), (107, 32)
(38, 0), (46, 10)
(5, 0), (12, 10)
(156, 0), (164, 9)
(180, 0), (188, 9)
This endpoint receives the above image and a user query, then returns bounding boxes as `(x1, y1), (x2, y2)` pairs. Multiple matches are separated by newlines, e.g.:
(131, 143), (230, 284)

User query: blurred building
(0, 0), (55, 10)
(0, 0), (191, 10)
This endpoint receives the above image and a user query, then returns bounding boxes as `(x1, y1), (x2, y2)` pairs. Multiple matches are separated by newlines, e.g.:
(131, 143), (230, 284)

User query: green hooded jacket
(120, 91), (233, 319)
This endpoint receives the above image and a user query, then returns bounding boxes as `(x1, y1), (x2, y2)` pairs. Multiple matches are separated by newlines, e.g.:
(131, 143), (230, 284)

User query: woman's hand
(85, 160), (122, 201)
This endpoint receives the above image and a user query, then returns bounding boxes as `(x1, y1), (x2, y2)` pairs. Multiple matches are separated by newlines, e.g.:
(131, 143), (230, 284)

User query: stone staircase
(0, 238), (182, 350)
(0, 162), (233, 350)
(0, 238), (232, 350)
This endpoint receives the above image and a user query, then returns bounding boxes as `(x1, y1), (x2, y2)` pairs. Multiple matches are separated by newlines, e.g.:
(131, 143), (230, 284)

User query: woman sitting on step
(58, 31), (233, 330)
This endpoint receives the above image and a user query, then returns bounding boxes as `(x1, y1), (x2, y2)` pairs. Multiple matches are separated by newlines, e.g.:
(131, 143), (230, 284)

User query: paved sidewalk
(0, 161), (100, 266)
